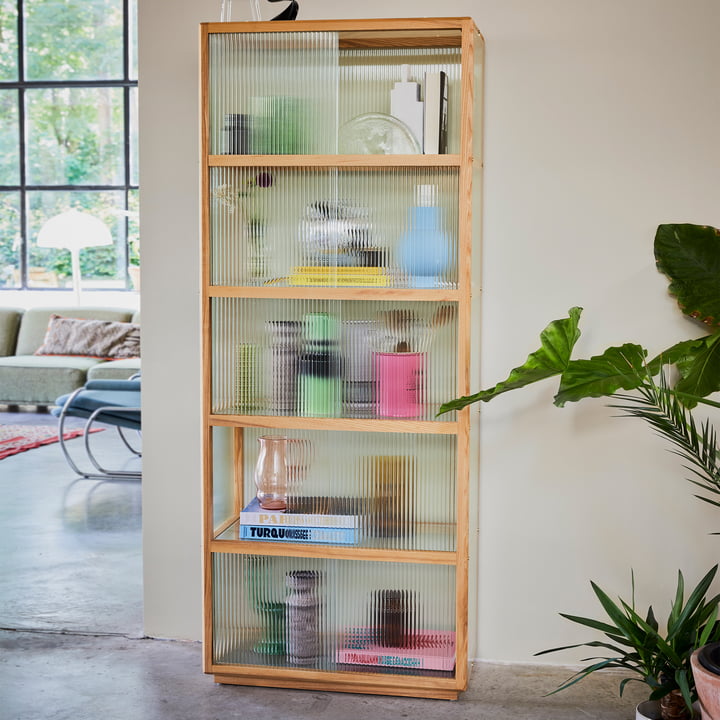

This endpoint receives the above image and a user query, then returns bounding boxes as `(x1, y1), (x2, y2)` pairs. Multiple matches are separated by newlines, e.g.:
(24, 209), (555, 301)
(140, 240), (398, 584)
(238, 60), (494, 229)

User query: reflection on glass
(24, 0), (123, 81)
(0, 90), (19, 185)
(25, 87), (124, 186)
(0, 0), (18, 81)
(0, 192), (21, 288)
(26, 190), (125, 289)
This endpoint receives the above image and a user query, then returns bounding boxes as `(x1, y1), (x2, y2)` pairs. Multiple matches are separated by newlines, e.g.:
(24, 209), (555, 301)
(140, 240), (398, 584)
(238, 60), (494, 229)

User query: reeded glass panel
(210, 166), (459, 288)
(211, 297), (458, 421)
(0, 90), (19, 184)
(0, 0), (18, 81)
(26, 190), (126, 289)
(339, 46), (462, 154)
(208, 32), (339, 155)
(215, 427), (456, 552)
(0, 192), (21, 288)
(24, 0), (124, 81)
(213, 553), (456, 675)
(25, 87), (125, 186)
(212, 425), (238, 531)
(207, 31), (463, 155)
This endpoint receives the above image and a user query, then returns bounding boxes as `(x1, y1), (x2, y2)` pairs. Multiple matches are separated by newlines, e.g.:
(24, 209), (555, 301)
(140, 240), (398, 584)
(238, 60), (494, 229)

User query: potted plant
(535, 565), (720, 720)
(438, 224), (720, 718)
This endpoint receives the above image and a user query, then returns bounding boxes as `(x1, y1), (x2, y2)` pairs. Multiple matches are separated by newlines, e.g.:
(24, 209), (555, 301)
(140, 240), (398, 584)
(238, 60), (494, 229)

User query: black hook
(267, 0), (299, 21)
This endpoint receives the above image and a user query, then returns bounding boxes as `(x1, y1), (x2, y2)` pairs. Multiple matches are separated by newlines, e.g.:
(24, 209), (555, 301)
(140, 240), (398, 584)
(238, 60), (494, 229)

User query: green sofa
(0, 306), (141, 408)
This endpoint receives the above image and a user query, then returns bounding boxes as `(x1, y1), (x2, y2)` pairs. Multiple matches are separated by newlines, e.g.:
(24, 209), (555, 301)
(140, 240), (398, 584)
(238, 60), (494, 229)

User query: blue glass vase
(397, 184), (450, 288)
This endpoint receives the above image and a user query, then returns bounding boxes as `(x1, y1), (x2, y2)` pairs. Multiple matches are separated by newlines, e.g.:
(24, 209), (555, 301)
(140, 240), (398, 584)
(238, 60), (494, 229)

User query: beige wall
(138, 0), (720, 661)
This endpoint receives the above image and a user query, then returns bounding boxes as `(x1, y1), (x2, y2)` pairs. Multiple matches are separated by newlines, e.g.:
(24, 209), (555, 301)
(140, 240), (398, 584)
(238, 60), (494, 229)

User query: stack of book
(239, 497), (359, 545)
(336, 628), (456, 671)
(289, 266), (390, 287)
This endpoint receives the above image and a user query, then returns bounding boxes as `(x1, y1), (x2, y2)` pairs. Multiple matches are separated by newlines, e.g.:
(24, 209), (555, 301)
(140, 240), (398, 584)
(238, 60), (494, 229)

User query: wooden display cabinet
(200, 17), (483, 699)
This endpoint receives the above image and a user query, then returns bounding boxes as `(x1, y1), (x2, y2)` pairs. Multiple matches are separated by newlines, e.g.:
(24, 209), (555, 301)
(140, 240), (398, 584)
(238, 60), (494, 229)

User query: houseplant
(534, 565), (720, 719)
(438, 224), (720, 718)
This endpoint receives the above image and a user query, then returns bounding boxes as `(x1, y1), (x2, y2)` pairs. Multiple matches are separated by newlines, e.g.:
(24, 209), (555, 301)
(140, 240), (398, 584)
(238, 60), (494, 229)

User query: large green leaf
(674, 332), (720, 405)
(655, 224), (720, 328)
(553, 344), (648, 407)
(647, 337), (712, 376)
(436, 307), (582, 414)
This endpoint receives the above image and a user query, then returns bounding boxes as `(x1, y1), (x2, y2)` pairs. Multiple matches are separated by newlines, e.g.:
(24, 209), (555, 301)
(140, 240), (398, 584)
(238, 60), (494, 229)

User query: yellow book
(289, 266), (390, 287)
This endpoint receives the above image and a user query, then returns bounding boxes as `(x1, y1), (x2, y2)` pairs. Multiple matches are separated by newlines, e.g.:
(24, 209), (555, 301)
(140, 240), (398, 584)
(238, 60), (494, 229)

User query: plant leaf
(667, 569), (685, 631)
(675, 668), (695, 713)
(655, 223), (720, 329)
(666, 565), (718, 638)
(556, 611), (634, 639)
(437, 307), (583, 414)
(699, 604), (720, 646)
(535, 639), (636, 657)
(543, 658), (640, 695)
(588, 581), (647, 647)
(674, 332), (720, 406)
(553, 344), (648, 407)
(646, 336), (712, 377)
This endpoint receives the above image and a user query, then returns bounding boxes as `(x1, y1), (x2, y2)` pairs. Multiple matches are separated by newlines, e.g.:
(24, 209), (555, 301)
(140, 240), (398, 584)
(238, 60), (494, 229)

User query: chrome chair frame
(55, 381), (141, 481)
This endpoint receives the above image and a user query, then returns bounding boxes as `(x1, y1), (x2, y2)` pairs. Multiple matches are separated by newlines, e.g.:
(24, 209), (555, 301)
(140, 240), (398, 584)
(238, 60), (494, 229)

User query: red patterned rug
(0, 424), (101, 460)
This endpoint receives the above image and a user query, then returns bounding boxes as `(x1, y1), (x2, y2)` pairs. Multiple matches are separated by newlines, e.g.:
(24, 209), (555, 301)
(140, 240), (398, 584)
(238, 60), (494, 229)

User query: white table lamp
(37, 208), (113, 304)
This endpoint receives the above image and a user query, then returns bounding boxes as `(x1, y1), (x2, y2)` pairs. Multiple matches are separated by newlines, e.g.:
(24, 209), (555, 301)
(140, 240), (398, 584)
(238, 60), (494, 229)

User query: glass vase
(254, 435), (289, 510)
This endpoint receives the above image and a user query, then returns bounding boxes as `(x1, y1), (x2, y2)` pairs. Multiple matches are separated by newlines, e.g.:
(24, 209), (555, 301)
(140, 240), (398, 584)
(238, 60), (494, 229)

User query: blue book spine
(241, 524), (358, 545)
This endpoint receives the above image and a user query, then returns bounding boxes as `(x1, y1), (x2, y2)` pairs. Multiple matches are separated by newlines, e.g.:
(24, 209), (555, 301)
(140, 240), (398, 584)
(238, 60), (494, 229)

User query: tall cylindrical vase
(285, 570), (321, 665)
(267, 320), (300, 414)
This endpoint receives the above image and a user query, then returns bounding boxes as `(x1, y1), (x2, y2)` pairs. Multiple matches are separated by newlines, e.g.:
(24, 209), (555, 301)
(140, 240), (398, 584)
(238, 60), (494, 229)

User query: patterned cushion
(35, 315), (141, 360)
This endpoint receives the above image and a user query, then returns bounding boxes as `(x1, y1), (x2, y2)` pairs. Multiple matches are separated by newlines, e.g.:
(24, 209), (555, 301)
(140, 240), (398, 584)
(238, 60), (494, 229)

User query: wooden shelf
(209, 538), (457, 565)
(208, 154), (463, 168)
(202, 17), (473, 51)
(211, 667), (459, 700)
(208, 414), (458, 434)
(206, 286), (462, 302)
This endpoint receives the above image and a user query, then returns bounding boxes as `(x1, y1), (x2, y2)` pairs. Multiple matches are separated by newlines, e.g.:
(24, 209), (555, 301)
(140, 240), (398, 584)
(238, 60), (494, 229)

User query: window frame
(0, 0), (139, 292)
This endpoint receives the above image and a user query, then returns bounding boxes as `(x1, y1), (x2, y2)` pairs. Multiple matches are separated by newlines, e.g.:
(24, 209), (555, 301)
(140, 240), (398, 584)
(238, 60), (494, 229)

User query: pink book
(336, 629), (456, 671)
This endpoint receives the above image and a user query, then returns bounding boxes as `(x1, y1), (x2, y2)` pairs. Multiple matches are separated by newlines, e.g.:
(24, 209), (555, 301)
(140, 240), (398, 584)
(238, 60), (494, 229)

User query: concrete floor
(0, 410), (647, 720)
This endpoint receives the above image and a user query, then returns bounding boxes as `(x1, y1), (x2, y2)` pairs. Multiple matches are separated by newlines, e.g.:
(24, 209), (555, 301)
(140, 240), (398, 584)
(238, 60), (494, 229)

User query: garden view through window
(0, 0), (139, 291)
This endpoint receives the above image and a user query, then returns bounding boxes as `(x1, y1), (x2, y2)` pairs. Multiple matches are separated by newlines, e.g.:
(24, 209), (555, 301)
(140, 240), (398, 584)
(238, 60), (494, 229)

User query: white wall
(138, 0), (720, 661)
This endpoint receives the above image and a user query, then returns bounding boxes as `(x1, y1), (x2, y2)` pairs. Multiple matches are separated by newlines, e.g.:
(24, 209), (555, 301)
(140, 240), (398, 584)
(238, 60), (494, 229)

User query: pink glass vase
(254, 435), (289, 510)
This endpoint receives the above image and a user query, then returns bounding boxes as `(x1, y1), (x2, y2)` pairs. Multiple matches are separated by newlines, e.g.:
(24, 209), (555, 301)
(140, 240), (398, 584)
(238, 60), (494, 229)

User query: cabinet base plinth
(211, 671), (460, 700)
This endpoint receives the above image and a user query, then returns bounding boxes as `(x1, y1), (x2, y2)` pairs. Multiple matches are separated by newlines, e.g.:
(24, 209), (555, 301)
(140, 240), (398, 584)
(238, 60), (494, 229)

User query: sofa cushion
(88, 358), (142, 381)
(15, 307), (134, 356)
(35, 315), (140, 359)
(0, 308), (23, 357)
(0, 355), (103, 404)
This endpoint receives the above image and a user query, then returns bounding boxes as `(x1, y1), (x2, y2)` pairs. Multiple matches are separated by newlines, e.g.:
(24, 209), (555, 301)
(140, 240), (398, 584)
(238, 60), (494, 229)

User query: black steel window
(0, 0), (139, 291)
